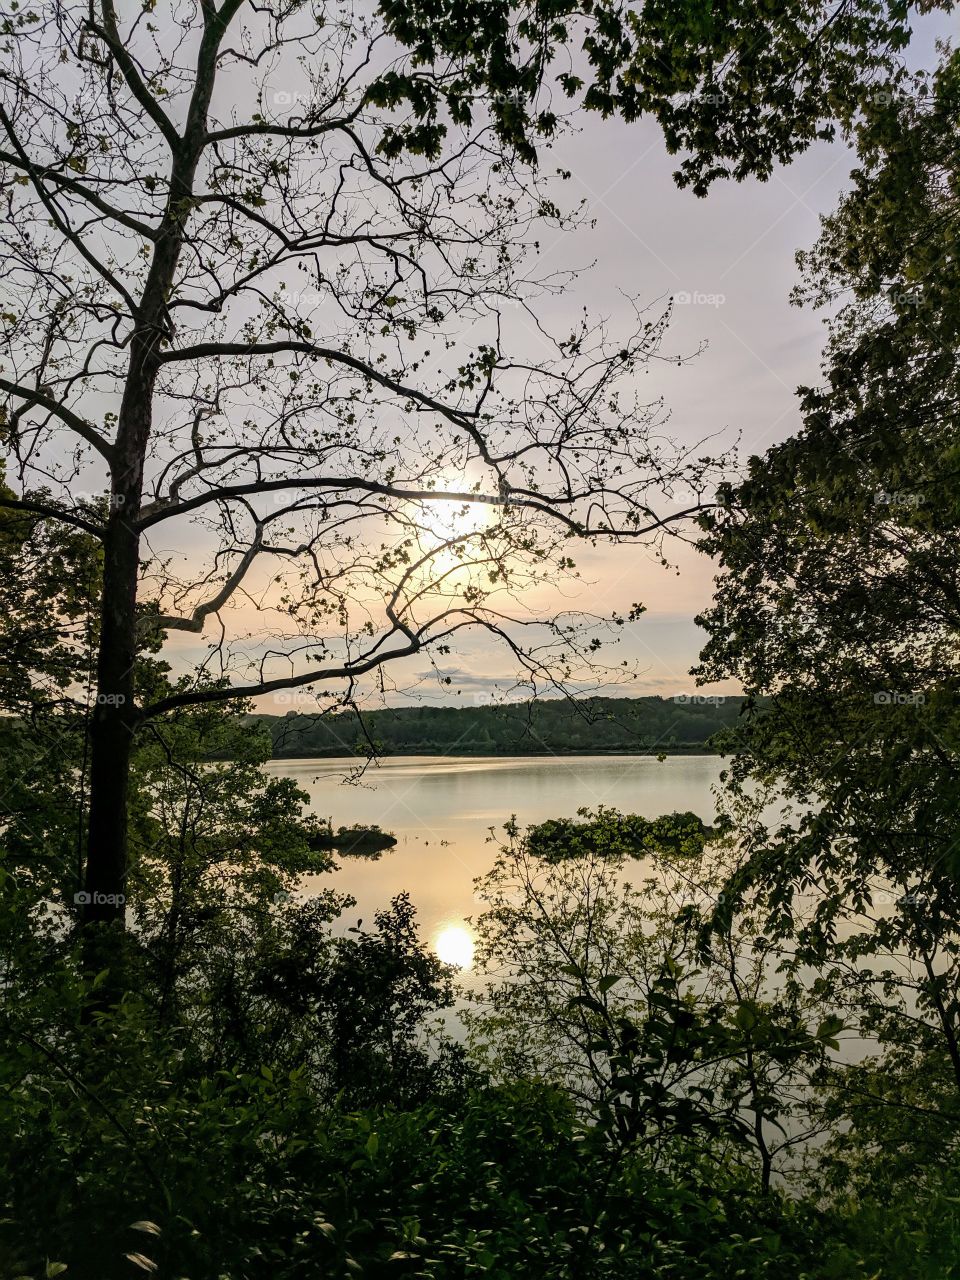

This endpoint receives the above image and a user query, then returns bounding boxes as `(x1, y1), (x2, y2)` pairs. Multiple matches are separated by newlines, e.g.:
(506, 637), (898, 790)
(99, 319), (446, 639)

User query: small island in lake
(308, 823), (398, 858)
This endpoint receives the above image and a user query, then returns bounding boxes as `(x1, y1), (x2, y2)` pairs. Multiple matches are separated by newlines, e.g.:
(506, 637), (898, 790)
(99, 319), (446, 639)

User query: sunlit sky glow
(152, 12), (947, 711)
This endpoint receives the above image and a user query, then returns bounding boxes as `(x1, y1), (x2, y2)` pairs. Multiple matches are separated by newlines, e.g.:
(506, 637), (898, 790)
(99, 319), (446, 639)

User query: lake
(266, 754), (723, 961)
(269, 753), (882, 1072)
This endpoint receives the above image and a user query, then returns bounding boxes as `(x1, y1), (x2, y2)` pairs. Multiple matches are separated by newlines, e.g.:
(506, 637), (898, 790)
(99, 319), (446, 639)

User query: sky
(408, 7), (949, 706)
(240, 125), (853, 712)
(513, 122), (847, 699)
(353, 129), (863, 709)
(107, 4), (950, 712)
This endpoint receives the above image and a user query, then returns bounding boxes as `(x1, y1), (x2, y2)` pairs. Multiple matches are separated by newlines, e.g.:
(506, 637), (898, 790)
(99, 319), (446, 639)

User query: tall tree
(0, 0), (939, 942)
(695, 48), (960, 1110)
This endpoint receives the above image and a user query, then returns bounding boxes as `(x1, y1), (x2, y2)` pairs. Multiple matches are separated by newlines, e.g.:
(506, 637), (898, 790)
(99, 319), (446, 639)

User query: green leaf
(816, 1015), (844, 1041)
(735, 1002), (758, 1031)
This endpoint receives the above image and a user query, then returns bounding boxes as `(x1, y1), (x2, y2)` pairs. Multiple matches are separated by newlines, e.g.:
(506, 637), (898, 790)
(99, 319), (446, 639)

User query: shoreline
(262, 745), (723, 762)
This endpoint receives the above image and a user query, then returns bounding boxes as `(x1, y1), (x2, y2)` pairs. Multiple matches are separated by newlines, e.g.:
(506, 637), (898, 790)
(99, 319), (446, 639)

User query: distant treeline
(251, 695), (750, 759)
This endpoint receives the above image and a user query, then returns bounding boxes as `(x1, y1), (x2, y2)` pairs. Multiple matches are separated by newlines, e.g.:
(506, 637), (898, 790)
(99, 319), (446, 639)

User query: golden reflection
(434, 923), (475, 969)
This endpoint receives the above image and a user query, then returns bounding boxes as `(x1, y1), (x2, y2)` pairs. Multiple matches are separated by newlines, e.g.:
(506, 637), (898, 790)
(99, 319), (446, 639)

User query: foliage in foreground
(0, 1017), (843, 1280)
(3, 800), (960, 1279)
(3, 32), (960, 1279)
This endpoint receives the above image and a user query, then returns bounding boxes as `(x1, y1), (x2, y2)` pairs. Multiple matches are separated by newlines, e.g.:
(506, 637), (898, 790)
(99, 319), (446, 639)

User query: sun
(421, 496), (492, 542)
(434, 924), (475, 969)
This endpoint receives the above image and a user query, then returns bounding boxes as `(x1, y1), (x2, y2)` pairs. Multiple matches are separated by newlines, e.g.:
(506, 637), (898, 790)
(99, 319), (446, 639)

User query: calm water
(265, 754), (723, 957)
(267, 754), (878, 1071)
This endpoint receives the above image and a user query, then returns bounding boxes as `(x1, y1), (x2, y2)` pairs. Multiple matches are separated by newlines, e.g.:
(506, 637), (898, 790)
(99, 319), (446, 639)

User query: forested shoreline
(250, 695), (749, 759)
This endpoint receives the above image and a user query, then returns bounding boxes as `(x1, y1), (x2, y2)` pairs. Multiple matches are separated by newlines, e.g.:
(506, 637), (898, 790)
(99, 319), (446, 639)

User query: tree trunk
(79, 17), (221, 947)
(81, 341), (157, 933)
(82, 507), (141, 928)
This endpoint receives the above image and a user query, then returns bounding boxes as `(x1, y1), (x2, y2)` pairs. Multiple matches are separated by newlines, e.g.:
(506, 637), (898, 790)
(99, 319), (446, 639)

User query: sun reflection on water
(434, 923), (475, 969)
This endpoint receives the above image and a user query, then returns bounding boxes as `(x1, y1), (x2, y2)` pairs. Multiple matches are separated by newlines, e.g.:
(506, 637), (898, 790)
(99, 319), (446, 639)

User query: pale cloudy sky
(527, 123), (846, 698)
(158, 11), (950, 711)
(367, 130), (861, 709)
(430, 9), (949, 704)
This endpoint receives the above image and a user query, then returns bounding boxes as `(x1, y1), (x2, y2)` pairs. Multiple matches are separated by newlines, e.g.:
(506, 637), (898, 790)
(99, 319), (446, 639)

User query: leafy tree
(0, 474), (100, 716)
(526, 805), (711, 862)
(256, 694), (751, 757)
(1, 1047), (850, 1279)
(467, 811), (836, 1192)
(0, 488), (102, 983)
(693, 40), (960, 1209)
(3, 9), (958, 1276)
